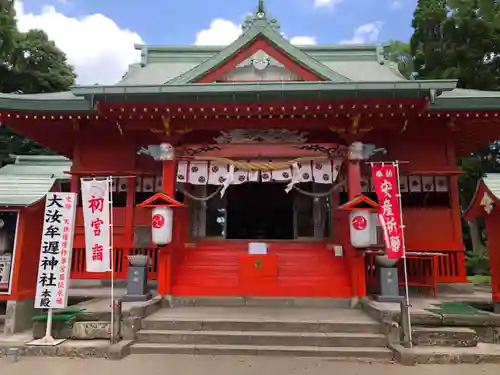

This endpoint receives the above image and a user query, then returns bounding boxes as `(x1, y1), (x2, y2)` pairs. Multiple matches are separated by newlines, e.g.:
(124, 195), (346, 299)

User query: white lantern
(349, 211), (374, 248)
(151, 207), (173, 245)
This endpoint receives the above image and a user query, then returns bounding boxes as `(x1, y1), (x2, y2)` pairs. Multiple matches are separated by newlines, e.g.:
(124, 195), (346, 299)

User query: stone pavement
(1, 355), (500, 374)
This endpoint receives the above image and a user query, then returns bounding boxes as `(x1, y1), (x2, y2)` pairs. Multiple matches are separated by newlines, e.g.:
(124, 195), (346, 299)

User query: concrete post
(3, 298), (36, 336)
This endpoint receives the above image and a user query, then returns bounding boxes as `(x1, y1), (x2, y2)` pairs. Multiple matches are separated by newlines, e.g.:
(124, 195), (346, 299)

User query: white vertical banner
(81, 179), (112, 272)
(34, 193), (77, 309)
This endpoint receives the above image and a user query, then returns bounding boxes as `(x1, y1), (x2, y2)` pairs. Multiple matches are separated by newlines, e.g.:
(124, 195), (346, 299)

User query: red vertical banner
(371, 164), (405, 259)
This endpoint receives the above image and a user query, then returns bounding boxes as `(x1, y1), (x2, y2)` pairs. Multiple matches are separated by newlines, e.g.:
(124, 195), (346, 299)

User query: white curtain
(176, 159), (343, 186)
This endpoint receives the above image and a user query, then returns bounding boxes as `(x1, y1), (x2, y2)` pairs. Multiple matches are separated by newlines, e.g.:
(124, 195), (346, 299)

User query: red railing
(365, 250), (467, 297)
(70, 247), (159, 280)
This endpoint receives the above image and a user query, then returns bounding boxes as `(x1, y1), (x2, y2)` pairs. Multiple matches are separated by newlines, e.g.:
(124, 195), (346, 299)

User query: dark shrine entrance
(226, 183), (294, 240)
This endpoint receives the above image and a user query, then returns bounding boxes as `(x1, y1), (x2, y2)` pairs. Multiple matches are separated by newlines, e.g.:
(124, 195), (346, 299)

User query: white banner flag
(81, 179), (112, 273)
(35, 193), (77, 309)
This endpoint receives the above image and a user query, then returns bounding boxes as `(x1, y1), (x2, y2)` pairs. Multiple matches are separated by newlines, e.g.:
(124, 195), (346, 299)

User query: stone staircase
(129, 306), (394, 360)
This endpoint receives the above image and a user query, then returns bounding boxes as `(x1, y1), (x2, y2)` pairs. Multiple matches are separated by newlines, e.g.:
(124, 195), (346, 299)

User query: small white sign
(81, 179), (112, 273)
(34, 193), (77, 309)
(0, 254), (12, 287)
(248, 242), (268, 255)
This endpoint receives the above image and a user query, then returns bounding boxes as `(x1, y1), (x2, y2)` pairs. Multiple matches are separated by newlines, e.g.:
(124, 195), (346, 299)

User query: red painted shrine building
(1, 4), (500, 301)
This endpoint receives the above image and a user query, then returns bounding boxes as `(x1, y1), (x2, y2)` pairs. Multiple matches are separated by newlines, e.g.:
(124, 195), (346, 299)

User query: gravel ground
(1, 355), (500, 375)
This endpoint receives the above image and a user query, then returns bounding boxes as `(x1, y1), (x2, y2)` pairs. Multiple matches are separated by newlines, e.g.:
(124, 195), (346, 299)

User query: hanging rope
(293, 180), (345, 198)
(179, 185), (222, 201)
(187, 156), (331, 171)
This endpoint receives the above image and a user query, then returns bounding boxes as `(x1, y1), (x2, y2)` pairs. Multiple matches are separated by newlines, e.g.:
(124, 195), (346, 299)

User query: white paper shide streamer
(81, 179), (112, 272)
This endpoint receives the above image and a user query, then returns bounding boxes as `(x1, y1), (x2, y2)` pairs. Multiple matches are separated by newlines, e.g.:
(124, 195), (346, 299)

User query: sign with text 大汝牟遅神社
(34, 193), (77, 309)
(81, 179), (112, 273)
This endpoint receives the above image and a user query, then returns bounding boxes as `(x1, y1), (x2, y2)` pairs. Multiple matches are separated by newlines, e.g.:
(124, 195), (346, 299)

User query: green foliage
(411, 0), (500, 89)
(6, 29), (76, 94)
(466, 251), (490, 276)
(0, 0), (16, 63)
(0, 2), (75, 165)
(409, 0), (500, 261)
(385, 40), (415, 79)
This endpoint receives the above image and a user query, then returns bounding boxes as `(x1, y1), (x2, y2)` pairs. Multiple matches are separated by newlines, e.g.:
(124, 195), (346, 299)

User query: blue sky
(14, 0), (415, 84)
(21, 0), (415, 46)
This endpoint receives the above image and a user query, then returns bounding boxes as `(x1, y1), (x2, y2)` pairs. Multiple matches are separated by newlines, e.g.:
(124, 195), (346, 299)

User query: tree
(0, 5), (76, 165)
(411, 0), (500, 88)
(409, 0), (500, 267)
(0, 0), (15, 61)
(6, 29), (76, 94)
(0, 0), (17, 89)
(386, 40), (414, 79)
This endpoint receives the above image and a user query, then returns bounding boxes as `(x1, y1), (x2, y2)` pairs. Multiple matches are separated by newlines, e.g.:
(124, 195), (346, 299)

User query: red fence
(365, 250), (467, 296)
(70, 247), (159, 280)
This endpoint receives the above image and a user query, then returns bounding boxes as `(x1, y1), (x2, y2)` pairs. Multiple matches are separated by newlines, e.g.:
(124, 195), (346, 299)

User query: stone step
(169, 297), (351, 308)
(136, 329), (387, 347)
(412, 327), (479, 348)
(393, 343), (500, 365)
(130, 342), (394, 359)
(141, 319), (381, 334)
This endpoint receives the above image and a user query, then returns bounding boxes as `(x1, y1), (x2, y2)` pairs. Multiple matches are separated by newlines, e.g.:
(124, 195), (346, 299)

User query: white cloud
(289, 36), (317, 45)
(314, 0), (343, 9)
(340, 22), (383, 44)
(194, 19), (317, 46)
(194, 18), (242, 46)
(15, 1), (142, 85)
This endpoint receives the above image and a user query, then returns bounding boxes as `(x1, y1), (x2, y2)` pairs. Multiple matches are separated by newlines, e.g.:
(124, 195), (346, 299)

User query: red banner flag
(371, 164), (405, 259)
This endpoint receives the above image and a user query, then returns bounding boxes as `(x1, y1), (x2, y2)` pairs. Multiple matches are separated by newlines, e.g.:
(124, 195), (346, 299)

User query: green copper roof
(0, 91), (92, 112)
(0, 155), (71, 180)
(429, 89), (500, 110)
(0, 175), (56, 206)
(0, 2), (499, 112)
(167, 23), (350, 84)
(71, 80), (457, 101)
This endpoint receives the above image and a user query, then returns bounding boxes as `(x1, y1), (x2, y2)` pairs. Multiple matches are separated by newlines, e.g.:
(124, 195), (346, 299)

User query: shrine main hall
(1, 2), (500, 303)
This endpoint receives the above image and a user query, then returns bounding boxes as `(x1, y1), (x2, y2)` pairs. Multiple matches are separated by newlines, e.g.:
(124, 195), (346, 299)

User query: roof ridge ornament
(241, 0), (281, 33)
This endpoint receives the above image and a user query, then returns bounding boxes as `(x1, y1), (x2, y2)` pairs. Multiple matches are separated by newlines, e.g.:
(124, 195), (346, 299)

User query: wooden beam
(178, 143), (348, 159)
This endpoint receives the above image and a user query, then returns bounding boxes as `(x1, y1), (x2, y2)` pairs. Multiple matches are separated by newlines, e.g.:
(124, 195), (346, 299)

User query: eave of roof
(430, 89), (500, 110)
(0, 175), (56, 207)
(463, 174), (500, 220)
(0, 91), (94, 112)
(0, 155), (72, 180)
(0, 80), (465, 111)
(71, 80), (458, 100)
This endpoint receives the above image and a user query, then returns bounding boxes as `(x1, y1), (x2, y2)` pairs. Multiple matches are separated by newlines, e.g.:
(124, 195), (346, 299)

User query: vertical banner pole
(108, 176), (116, 344)
(43, 308), (54, 341)
(394, 161), (413, 347)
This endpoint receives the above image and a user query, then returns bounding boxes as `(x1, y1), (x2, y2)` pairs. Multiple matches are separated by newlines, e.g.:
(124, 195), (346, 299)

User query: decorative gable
(218, 49), (300, 82)
(167, 4), (350, 85)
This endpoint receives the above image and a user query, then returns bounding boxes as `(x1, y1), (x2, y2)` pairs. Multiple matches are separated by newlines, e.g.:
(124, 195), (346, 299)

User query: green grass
(426, 301), (487, 315)
(467, 275), (491, 286)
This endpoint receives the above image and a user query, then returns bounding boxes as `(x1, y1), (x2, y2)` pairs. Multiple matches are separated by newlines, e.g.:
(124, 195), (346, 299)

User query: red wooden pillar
(70, 174), (79, 193)
(347, 160), (362, 199)
(157, 150), (177, 296)
(346, 158), (366, 298)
